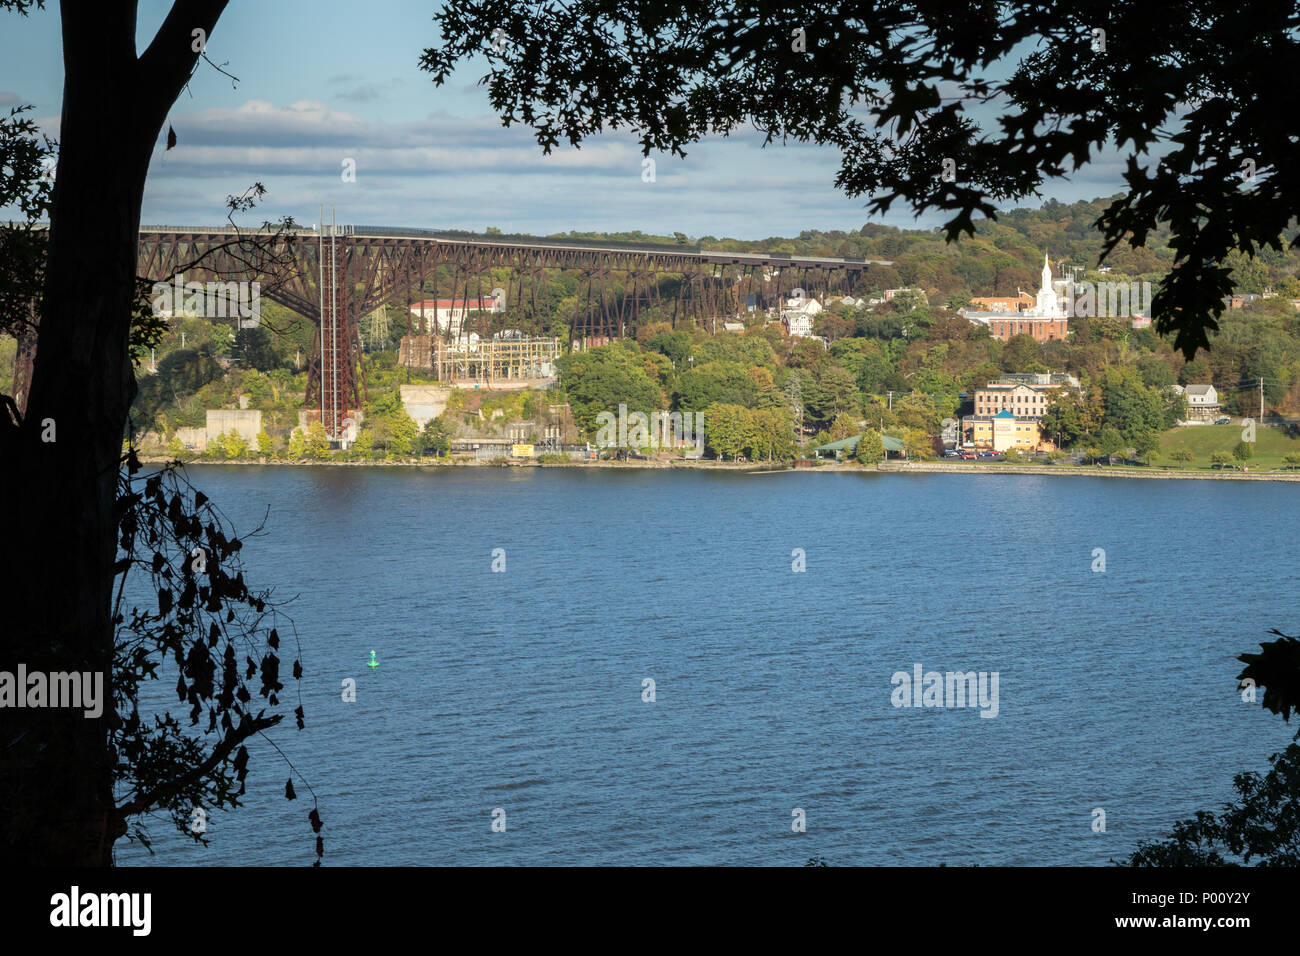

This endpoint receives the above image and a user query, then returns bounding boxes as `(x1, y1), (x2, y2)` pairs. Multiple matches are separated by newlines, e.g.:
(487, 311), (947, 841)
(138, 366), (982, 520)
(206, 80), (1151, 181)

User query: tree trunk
(0, 0), (227, 866)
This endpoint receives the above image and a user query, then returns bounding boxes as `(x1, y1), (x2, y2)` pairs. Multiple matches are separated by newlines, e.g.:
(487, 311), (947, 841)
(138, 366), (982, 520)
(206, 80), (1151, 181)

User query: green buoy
(367, 649), (379, 670)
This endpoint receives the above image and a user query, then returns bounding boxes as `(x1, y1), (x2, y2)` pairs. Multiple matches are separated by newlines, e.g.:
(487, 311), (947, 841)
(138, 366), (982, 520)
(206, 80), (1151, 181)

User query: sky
(0, 1), (1134, 240)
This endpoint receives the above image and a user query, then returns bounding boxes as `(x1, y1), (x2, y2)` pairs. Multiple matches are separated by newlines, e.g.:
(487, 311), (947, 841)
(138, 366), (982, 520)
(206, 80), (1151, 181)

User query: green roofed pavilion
(812, 433), (906, 458)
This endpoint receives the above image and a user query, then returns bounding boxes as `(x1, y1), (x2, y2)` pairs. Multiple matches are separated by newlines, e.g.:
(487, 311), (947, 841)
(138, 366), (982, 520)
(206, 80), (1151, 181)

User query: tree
(1127, 632), (1300, 866)
(1136, 356), (1176, 391)
(423, 1), (1300, 360)
(1130, 426), (1161, 464)
(211, 428), (249, 461)
(1210, 450), (1234, 468)
(303, 420), (331, 460)
(702, 402), (749, 460)
(288, 427), (307, 459)
(902, 427), (937, 460)
(1094, 426), (1125, 461)
(1283, 453), (1300, 471)
(1233, 440), (1255, 463)
(827, 411), (859, 441)
(1101, 367), (1166, 445)
(645, 329), (692, 367)
(0, 0), (247, 865)
(1000, 334), (1041, 372)
(418, 415), (453, 457)
(256, 428), (274, 458)
(764, 408), (798, 460)
(804, 365), (859, 428)
(854, 430), (884, 464)
(556, 343), (663, 432)
(232, 324), (277, 371)
(1126, 745), (1300, 866)
(360, 391), (418, 458)
(675, 360), (757, 410)
(1168, 448), (1194, 468)
(1041, 391), (1098, 449)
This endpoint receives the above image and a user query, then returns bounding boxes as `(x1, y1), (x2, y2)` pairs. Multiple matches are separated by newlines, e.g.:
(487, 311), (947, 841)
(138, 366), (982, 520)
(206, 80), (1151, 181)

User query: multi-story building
(965, 410), (1044, 452)
(408, 295), (504, 339)
(970, 373), (1079, 417)
(962, 372), (1079, 451)
(962, 254), (1071, 343)
(781, 295), (823, 339)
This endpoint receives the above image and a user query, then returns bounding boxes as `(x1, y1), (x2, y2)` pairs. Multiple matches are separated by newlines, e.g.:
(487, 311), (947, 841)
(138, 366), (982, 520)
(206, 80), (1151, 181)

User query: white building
(408, 295), (503, 340)
(781, 296), (823, 338)
(1183, 384), (1221, 422)
(962, 253), (1070, 342)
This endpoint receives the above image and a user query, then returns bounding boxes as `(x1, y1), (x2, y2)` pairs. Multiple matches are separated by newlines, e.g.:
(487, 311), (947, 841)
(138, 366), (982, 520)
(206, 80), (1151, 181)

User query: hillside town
(107, 203), (1293, 473)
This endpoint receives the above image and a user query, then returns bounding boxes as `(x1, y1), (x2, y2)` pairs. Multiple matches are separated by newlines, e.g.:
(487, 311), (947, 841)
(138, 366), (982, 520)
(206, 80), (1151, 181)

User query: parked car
(959, 451), (976, 460)
(942, 449), (961, 458)
(1214, 416), (1232, 425)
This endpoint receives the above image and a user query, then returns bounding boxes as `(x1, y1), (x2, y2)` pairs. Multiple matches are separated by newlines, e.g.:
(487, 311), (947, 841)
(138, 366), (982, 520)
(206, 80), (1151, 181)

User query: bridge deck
(137, 224), (892, 270)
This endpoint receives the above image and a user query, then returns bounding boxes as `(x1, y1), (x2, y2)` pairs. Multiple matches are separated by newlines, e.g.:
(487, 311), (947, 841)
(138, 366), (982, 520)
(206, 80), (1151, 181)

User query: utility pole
(887, 390), (893, 411)
(1260, 377), (1265, 423)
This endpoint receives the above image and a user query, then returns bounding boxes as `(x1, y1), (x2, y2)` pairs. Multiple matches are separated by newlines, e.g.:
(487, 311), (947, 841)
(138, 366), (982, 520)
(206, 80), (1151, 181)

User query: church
(960, 254), (1070, 343)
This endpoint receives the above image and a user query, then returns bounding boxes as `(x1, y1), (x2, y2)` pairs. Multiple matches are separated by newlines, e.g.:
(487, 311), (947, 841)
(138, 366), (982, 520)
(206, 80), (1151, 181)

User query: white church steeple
(1033, 251), (1064, 318)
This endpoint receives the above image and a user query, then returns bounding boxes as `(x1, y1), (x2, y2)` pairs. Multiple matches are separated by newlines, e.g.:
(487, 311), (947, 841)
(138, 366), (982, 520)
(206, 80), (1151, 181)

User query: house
(1184, 384), (1220, 422)
(882, 287), (927, 304)
(781, 296), (822, 338)
(962, 410), (1047, 452)
(812, 433), (907, 460)
(1224, 294), (1262, 310)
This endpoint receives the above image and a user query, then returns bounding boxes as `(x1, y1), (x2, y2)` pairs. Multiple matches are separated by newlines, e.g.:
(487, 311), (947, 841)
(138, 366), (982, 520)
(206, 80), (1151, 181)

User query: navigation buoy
(367, 650), (379, 670)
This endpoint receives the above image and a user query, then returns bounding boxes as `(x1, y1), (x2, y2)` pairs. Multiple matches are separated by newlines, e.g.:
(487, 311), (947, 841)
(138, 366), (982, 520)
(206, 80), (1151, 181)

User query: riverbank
(140, 456), (1300, 481)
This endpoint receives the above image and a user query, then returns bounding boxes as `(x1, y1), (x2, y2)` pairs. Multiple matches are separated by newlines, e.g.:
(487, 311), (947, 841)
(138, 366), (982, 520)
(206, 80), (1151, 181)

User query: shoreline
(137, 456), (1300, 482)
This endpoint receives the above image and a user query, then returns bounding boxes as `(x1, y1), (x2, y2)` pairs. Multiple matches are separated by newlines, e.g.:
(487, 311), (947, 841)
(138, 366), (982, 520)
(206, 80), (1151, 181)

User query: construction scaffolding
(400, 334), (560, 386)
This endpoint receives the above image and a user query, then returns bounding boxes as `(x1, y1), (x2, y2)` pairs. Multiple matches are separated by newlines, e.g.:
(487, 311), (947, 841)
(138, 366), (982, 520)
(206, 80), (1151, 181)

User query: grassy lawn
(1157, 424), (1300, 471)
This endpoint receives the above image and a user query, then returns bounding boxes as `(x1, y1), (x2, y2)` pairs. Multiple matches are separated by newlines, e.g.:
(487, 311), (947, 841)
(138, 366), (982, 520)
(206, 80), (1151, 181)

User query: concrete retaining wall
(206, 409), (262, 445)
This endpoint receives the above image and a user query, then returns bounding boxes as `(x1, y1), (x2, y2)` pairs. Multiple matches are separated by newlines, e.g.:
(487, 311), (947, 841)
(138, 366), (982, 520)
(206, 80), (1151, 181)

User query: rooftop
(813, 433), (907, 453)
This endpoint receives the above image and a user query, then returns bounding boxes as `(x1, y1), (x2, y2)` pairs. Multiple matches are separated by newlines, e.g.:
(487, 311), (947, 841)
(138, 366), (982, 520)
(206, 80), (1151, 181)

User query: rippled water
(115, 465), (1298, 866)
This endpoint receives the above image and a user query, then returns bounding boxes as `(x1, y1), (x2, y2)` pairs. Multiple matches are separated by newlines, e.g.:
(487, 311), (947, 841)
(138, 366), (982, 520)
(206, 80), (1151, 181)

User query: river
(115, 465), (1298, 865)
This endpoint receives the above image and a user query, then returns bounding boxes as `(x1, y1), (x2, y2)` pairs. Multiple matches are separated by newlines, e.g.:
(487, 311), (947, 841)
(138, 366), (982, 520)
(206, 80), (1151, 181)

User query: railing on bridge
(136, 223), (891, 268)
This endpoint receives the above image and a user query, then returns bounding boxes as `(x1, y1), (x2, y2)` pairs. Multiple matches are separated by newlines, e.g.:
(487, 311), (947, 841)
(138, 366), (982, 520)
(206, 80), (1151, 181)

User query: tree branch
(135, 0), (231, 139)
(113, 710), (281, 820)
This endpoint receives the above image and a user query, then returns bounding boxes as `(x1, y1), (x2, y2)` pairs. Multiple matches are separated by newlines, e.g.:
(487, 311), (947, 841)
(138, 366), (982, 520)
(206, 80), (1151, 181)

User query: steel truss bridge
(17, 223), (892, 438)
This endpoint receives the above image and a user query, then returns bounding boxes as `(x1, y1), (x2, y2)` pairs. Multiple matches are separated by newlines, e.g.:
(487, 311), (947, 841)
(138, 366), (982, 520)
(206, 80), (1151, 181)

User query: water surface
(116, 466), (1298, 866)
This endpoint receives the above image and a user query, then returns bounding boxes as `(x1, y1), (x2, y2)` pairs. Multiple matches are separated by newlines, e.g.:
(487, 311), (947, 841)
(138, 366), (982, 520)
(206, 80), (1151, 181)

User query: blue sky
(1, 1), (1133, 239)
